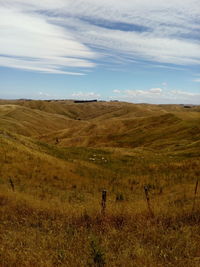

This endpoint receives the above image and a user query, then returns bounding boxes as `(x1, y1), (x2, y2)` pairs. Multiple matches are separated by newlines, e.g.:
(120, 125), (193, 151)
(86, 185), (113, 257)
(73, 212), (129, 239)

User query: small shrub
(89, 238), (105, 267)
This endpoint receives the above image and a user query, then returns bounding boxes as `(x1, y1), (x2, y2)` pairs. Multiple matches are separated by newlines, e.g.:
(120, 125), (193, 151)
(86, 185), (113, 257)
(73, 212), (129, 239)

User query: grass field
(0, 100), (200, 266)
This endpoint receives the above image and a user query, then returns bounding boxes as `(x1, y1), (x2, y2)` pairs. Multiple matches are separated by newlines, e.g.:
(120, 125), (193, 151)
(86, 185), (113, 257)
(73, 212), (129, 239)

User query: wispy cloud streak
(0, 0), (200, 74)
(0, 5), (96, 74)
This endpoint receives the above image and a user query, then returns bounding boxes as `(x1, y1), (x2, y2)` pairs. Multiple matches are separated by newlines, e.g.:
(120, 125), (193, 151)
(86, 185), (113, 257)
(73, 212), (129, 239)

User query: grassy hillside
(0, 104), (89, 137)
(0, 100), (200, 266)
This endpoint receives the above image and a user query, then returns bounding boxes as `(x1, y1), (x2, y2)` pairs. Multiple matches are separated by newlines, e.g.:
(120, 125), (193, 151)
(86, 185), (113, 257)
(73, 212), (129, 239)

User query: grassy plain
(0, 100), (200, 266)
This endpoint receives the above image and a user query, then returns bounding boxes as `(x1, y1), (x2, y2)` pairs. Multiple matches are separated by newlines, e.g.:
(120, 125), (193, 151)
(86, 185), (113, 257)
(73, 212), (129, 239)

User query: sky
(0, 0), (200, 104)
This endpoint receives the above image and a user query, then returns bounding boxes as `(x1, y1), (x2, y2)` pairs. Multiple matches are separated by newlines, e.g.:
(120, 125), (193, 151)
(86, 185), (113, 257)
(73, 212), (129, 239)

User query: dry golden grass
(0, 100), (200, 266)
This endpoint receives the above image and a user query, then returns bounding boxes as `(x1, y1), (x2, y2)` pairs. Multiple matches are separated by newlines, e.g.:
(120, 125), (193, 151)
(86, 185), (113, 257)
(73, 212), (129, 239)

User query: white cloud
(0, 5), (96, 74)
(170, 90), (199, 97)
(124, 88), (163, 97)
(0, 56), (87, 75)
(113, 89), (121, 93)
(38, 91), (50, 98)
(193, 79), (200, 82)
(72, 91), (101, 99)
(0, 0), (200, 73)
(149, 88), (162, 94)
(47, 0), (200, 66)
(111, 88), (200, 104)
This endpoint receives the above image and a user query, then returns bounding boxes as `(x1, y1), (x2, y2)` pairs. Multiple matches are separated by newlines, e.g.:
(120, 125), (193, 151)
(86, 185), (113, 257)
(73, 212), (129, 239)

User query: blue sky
(0, 0), (200, 104)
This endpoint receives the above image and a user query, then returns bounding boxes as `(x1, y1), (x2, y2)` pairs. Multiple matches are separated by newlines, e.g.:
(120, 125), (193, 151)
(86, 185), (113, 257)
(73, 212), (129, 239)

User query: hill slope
(0, 100), (199, 153)
(0, 100), (200, 266)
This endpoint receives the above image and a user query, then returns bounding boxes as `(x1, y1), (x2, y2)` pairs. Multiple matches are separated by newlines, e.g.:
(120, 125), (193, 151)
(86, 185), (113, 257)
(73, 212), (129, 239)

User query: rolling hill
(0, 99), (200, 266)
(1, 100), (199, 150)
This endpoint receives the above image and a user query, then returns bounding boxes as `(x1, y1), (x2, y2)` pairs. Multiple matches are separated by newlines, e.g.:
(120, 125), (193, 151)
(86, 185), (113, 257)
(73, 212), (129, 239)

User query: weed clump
(89, 238), (106, 267)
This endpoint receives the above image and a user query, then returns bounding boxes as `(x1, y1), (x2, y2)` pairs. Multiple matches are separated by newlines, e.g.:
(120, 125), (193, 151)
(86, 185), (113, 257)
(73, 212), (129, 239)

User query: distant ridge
(74, 99), (97, 103)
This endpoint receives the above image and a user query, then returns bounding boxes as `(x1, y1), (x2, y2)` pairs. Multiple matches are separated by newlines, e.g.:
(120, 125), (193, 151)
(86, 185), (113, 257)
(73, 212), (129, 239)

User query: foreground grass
(0, 134), (200, 266)
(0, 187), (200, 267)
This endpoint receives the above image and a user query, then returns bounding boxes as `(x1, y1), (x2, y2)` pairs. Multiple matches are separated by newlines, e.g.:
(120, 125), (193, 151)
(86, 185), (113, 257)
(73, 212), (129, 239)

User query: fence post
(192, 179), (199, 212)
(144, 186), (154, 217)
(9, 178), (15, 192)
(101, 190), (107, 215)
